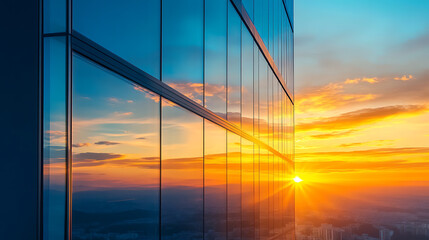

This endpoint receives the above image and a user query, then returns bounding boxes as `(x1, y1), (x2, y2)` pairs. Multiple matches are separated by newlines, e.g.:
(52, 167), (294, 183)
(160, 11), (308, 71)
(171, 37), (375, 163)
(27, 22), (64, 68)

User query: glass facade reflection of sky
(42, 0), (294, 239)
(73, 0), (161, 78)
(72, 55), (160, 240)
(161, 98), (204, 240)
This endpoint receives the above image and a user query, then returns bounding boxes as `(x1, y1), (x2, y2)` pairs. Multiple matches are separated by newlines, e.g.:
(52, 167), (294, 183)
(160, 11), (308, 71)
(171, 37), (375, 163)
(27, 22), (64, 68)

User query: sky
(294, 0), (429, 217)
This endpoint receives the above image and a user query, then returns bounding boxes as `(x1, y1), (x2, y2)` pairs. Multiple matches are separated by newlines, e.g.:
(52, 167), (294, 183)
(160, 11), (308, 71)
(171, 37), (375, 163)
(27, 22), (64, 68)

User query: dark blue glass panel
(242, 26), (254, 135)
(44, 0), (66, 33)
(43, 36), (67, 240)
(162, 0), (204, 104)
(205, 0), (227, 116)
(73, 0), (160, 78)
(227, 132), (241, 240)
(227, 2), (242, 127)
(204, 120), (227, 240)
(161, 99), (203, 239)
(72, 54), (160, 240)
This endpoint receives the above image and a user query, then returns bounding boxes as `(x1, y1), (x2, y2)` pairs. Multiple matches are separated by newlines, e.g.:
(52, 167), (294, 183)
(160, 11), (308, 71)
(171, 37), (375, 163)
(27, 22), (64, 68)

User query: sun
(293, 176), (303, 183)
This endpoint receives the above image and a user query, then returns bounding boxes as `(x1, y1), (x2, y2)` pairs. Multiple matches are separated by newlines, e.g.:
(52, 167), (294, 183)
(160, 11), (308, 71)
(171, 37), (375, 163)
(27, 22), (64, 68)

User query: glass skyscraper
(0, 0), (294, 239)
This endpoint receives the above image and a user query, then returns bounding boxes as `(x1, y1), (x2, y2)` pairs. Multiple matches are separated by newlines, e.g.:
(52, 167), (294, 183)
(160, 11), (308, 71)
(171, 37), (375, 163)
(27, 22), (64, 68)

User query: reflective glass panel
(72, 55), (160, 240)
(161, 99), (203, 239)
(259, 54), (269, 145)
(242, 138), (254, 239)
(242, 26), (254, 135)
(205, 0), (227, 116)
(44, 0), (66, 33)
(73, 0), (160, 78)
(259, 148), (269, 239)
(162, 0), (203, 104)
(43, 36), (67, 240)
(242, 0), (254, 20)
(227, 3), (242, 127)
(204, 120), (227, 240)
(254, 0), (269, 48)
(227, 132), (241, 240)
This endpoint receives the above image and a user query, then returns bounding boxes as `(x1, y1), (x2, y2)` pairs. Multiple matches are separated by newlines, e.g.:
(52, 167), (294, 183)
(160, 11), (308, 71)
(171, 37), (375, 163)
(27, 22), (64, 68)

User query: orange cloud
(296, 82), (377, 113)
(297, 147), (429, 160)
(297, 105), (427, 131)
(338, 139), (395, 148)
(297, 159), (429, 173)
(310, 130), (357, 139)
(394, 74), (413, 81)
(362, 77), (378, 84)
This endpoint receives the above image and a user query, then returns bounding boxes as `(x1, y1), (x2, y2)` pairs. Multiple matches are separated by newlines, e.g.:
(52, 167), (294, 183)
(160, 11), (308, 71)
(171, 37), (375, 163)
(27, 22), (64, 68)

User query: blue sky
(295, 0), (429, 89)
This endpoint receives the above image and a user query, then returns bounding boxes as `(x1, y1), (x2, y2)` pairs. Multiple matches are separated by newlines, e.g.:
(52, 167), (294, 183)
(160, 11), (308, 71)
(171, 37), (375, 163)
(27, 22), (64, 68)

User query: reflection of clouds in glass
(94, 140), (120, 146)
(167, 82), (203, 104)
(74, 152), (123, 161)
(72, 142), (91, 148)
(44, 130), (66, 144)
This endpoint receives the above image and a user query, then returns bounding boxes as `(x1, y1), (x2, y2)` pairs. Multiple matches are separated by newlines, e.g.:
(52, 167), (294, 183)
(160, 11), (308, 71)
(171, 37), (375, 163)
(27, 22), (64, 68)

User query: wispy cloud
(310, 130), (357, 139)
(72, 143), (91, 148)
(73, 152), (123, 161)
(297, 105), (427, 132)
(394, 75), (413, 81)
(338, 140), (395, 148)
(94, 141), (120, 146)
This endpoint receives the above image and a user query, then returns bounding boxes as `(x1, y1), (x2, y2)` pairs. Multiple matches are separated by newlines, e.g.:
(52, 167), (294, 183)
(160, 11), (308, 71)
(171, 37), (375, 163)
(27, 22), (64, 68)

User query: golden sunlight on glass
(294, 176), (303, 183)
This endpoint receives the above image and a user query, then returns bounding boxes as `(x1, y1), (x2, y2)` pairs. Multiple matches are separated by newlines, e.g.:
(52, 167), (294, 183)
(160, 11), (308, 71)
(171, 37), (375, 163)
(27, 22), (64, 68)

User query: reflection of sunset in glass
(293, 176), (303, 183)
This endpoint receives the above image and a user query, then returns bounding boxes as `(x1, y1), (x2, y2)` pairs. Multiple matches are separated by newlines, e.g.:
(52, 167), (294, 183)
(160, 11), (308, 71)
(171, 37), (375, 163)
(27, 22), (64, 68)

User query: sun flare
(294, 176), (303, 183)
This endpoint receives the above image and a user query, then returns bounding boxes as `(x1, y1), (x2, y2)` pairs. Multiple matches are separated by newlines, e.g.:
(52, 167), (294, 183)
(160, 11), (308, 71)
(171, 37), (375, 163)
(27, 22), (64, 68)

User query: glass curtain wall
(42, 0), (294, 240)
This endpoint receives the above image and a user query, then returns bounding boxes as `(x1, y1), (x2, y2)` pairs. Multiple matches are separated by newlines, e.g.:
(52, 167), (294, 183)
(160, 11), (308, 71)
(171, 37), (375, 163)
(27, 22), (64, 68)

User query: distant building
(379, 228), (394, 240)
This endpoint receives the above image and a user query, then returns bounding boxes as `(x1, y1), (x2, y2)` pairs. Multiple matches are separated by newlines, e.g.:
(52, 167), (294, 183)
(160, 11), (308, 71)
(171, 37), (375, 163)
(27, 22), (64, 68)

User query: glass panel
(205, 0), (227, 116)
(253, 46), (261, 240)
(162, 0), (203, 104)
(44, 0), (66, 33)
(268, 0), (274, 56)
(242, 138), (254, 239)
(227, 3), (242, 127)
(285, 0), (293, 27)
(254, 146), (261, 240)
(259, 148), (269, 239)
(242, 0), (254, 20)
(284, 159), (295, 240)
(72, 55), (160, 240)
(259, 54), (268, 145)
(273, 0), (280, 67)
(43, 36), (67, 240)
(204, 120), (227, 240)
(73, 0), (161, 78)
(254, 0), (269, 48)
(227, 132), (241, 240)
(242, 26), (254, 135)
(161, 98), (203, 239)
